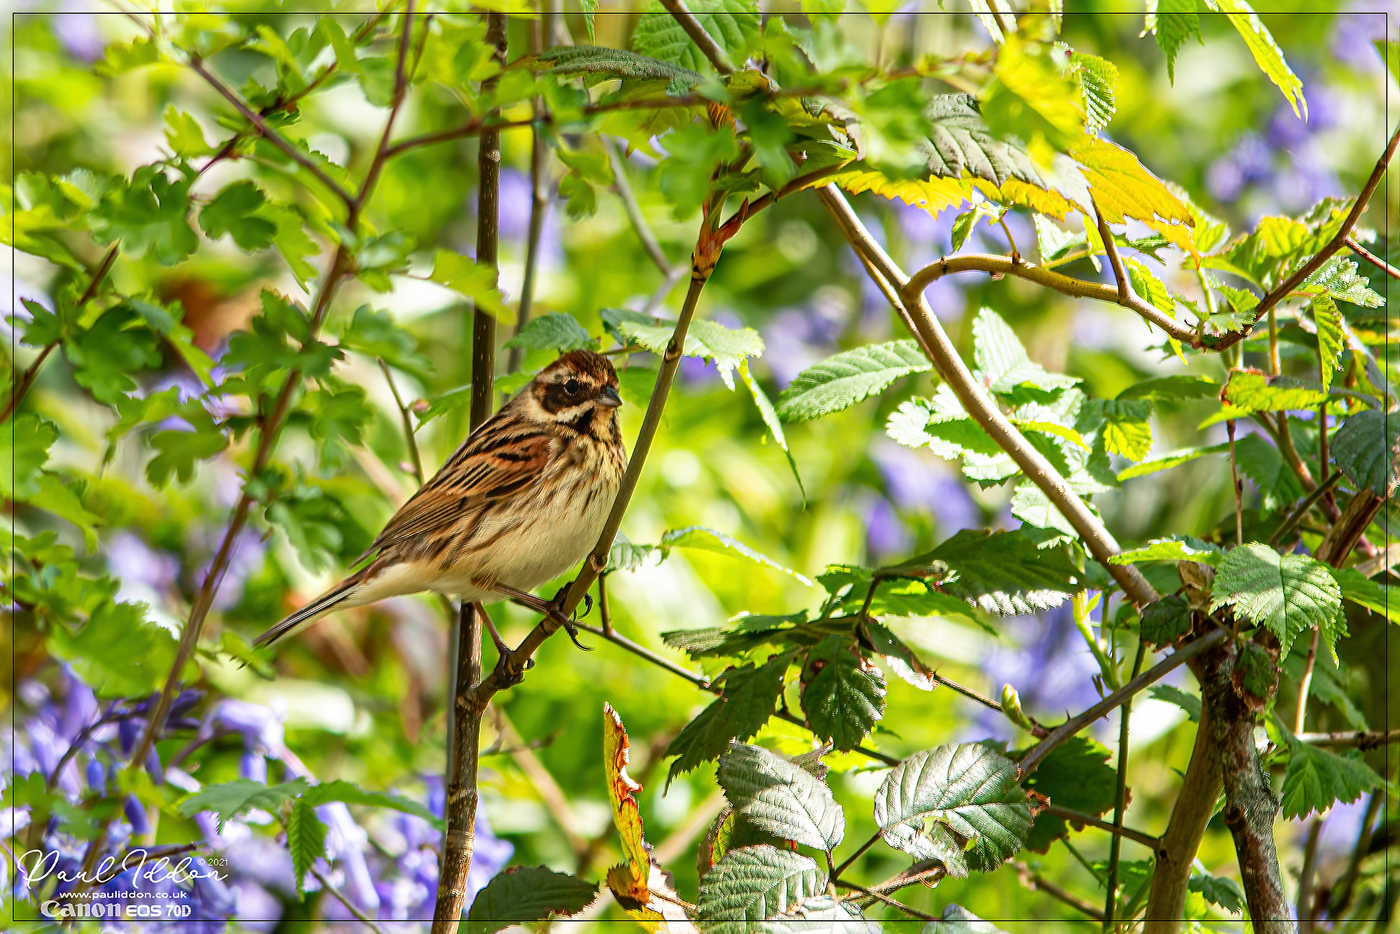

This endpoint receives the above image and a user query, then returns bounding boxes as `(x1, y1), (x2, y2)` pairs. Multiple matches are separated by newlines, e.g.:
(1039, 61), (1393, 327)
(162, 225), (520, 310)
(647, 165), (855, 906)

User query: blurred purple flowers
(6, 667), (511, 929)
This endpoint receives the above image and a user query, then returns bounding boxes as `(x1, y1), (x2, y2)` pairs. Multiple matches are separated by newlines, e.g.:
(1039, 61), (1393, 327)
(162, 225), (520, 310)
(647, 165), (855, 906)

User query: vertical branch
(379, 358), (425, 485)
(1294, 625), (1320, 734)
(1103, 640), (1147, 928)
(1296, 817), (1324, 934)
(1227, 419), (1244, 546)
(469, 11), (509, 427)
(506, 13), (551, 376)
(434, 602), (485, 932)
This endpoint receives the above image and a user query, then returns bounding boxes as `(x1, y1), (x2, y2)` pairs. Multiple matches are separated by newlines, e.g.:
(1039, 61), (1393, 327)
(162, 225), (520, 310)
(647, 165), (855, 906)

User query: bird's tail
(254, 580), (360, 649)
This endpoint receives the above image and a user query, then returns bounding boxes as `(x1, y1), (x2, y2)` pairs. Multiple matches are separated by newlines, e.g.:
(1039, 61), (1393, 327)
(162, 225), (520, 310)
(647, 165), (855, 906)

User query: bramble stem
(1104, 640), (1147, 928)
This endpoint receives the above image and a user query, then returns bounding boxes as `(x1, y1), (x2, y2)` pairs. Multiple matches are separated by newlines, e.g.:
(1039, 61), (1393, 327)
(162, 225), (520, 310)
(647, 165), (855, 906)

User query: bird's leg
(489, 582), (592, 651)
(475, 602), (531, 687)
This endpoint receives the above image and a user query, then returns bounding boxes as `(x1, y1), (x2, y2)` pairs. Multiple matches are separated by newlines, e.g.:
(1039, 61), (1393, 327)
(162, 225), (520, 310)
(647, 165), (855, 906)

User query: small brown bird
(254, 349), (627, 649)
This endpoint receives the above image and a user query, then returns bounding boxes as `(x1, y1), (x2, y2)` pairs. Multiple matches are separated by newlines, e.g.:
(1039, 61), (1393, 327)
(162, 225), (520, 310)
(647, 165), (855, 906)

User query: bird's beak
(596, 385), (623, 408)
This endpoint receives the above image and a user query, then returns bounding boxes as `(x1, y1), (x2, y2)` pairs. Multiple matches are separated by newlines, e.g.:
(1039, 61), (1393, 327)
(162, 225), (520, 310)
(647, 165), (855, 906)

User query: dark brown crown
(542, 349), (618, 387)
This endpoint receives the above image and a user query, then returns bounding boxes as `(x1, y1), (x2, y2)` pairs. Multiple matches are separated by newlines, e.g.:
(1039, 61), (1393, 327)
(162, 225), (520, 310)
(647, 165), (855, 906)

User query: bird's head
(522, 349), (623, 433)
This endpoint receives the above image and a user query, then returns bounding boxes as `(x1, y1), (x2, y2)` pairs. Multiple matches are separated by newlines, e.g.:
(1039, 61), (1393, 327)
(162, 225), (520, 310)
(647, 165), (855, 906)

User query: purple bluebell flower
(1331, 8), (1395, 70)
(870, 440), (981, 532)
(862, 493), (911, 560)
(52, 5), (105, 62)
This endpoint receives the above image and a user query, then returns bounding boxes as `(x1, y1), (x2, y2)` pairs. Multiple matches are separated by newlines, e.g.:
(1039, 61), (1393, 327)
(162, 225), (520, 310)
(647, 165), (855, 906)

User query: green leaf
(47, 600), (182, 697)
(338, 305), (430, 378)
(631, 0), (760, 74)
(738, 360), (805, 500)
(777, 340), (931, 422)
(1325, 566), (1398, 624)
(905, 528), (1082, 616)
(415, 385), (473, 429)
(1153, 0), (1202, 83)
(1123, 258), (1177, 321)
(1020, 736), (1116, 852)
(2, 414), (57, 499)
(146, 417), (231, 488)
(922, 94), (1058, 192)
(762, 897), (878, 934)
(621, 317), (764, 389)
(534, 45), (703, 91)
(1117, 443), (1229, 480)
(503, 313), (595, 353)
(1190, 873), (1245, 914)
(199, 181), (277, 251)
(873, 743), (1032, 874)
(973, 308), (1079, 403)
(666, 654), (790, 781)
(661, 526), (811, 584)
(1280, 734), (1384, 820)
(33, 474), (102, 552)
(717, 743), (845, 851)
(1151, 685), (1202, 722)
(286, 798), (327, 896)
(466, 866), (600, 934)
(1330, 410), (1398, 496)
(1307, 257), (1384, 308)
(265, 203), (321, 287)
(1217, 0), (1306, 119)
(1071, 52), (1118, 134)
(1210, 543), (1342, 657)
(1221, 370), (1326, 414)
(951, 202), (1001, 252)
(695, 845), (827, 933)
(1310, 296), (1345, 393)
(430, 250), (508, 321)
(1234, 432), (1304, 514)
(1138, 594), (1195, 647)
(1111, 537), (1223, 567)
(176, 778), (312, 827)
(164, 107), (213, 157)
(801, 635), (885, 752)
(301, 779), (444, 830)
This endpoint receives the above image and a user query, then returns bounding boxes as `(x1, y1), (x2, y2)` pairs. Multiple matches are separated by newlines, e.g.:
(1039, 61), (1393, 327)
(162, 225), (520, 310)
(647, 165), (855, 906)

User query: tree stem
(1104, 640), (1147, 928)
(433, 602), (485, 932)
(469, 11), (508, 428)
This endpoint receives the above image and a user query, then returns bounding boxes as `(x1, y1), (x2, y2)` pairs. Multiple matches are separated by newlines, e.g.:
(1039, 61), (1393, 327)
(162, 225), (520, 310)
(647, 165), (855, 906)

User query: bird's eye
(564, 378), (581, 394)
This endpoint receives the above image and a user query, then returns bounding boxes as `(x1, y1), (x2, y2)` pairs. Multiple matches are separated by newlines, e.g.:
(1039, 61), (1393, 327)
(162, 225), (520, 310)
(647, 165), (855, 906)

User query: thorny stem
(1104, 639), (1147, 928)
(378, 359), (425, 485)
(1018, 629), (1227, 777)
(1214, 121), (1400, 353)
(1344, 234), (1400, 278)
(3, 245), (119, 424)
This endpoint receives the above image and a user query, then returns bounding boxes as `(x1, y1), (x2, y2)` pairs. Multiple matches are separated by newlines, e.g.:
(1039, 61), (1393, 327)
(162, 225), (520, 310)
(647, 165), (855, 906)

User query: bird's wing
(355, 425), (555, 564)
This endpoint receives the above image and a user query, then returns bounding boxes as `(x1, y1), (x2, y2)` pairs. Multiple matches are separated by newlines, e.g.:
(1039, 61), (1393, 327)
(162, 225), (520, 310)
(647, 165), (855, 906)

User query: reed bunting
(254, 349), (627, 649)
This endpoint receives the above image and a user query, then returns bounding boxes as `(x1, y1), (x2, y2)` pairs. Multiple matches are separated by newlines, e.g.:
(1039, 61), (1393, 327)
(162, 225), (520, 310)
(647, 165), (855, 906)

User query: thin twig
(657, 0), (735, 74)
(1344, 235), (1400, 279)
(310, 865), (387, 934)
(604, 136), (675, 277)
(4, 245), (119, 423)
(1095, 201), (1131, 305)
(1214, 122), (1400, 353)
(507, 79), (551, 375)
(1294, 624), (1321, 735)
(187, 59), (354, 208)
(903, 251), (1199, 345)
(573, 621), (711, 690)
(1269, 471), (1345, 547)
(468, 11), (508, 429)
(1041, 803), (1162, 854)
(1104, 640), (1147, 927)
(826, 187), (1155, 606)
(833, 880), (937, 920)
(1297, 728), (1400, 749)
(378, 359), (425, 485)
(1297, 816), (1324, 934)
(1013, 862), (1107, 921)
(1227, 419), (1244, 546)
(597, 574), (613, 636)
(1018, 629), (1228, 777)
(831, 831), (882, 881)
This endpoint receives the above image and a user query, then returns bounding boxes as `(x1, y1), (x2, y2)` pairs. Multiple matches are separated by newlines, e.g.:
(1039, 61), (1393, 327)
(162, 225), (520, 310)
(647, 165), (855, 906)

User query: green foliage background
(4, 1), (1396, 928)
